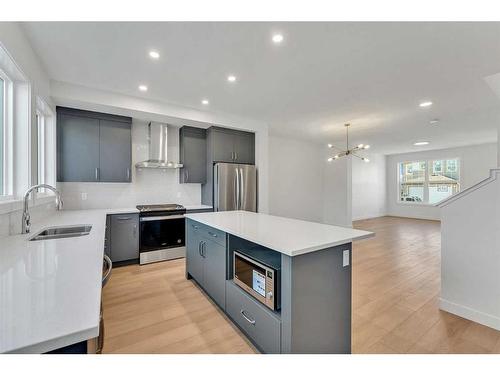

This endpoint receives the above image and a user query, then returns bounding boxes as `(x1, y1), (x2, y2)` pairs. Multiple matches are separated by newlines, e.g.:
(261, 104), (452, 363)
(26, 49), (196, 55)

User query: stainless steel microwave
(233, 251), (280, 311)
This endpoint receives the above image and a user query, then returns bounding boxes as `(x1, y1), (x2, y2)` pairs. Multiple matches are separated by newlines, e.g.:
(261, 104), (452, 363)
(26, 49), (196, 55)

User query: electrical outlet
(81, 192), (88, 201)
(343, 250), (350, 267)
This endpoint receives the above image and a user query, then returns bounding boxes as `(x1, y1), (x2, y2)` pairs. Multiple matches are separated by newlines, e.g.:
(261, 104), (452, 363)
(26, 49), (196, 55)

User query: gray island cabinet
(185, 211), (373, 354)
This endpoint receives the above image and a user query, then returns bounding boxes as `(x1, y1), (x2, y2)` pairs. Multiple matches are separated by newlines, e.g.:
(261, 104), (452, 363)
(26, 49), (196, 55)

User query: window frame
(33, 97), (56, 193)
(0, 67), (13, 201)
(397, 157), (461, 206)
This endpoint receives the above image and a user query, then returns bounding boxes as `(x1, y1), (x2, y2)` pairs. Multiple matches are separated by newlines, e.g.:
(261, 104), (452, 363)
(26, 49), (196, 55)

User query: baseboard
(439, 298), (500, 331)
(352, 214), (387, 221)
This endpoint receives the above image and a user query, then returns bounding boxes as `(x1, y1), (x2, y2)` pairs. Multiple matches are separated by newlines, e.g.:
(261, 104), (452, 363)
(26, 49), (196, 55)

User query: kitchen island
(185, 210), (374, 354)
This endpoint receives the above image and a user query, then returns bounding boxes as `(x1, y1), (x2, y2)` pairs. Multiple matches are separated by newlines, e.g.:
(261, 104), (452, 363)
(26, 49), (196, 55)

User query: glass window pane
(429, 159), (460, 204)
(0, 77), (4, 196)
(399, 161), (425, 202)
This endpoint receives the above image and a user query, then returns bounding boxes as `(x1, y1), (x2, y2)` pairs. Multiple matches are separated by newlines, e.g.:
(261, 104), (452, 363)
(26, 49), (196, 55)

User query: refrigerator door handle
(235, 167), (240, 210)
(239, 167), (244, 211)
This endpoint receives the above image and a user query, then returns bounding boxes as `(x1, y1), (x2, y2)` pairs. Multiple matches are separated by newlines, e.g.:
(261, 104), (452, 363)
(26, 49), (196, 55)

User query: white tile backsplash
(59, 119), (203, 210)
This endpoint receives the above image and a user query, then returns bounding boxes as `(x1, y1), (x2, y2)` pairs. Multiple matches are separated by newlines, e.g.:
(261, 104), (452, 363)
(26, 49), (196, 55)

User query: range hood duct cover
(135, 122), (183, 169)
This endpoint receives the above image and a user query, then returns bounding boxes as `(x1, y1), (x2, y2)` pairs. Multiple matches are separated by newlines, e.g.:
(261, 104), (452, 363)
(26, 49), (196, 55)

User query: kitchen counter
(185, 211), (373, 256)
(0, 209), (114, 354)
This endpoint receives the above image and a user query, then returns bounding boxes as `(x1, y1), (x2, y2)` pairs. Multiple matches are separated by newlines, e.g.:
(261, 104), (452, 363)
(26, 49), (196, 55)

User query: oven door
(139, 215), (185, 252)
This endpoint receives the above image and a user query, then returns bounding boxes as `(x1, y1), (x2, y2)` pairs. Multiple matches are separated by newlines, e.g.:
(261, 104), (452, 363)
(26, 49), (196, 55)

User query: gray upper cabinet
(209, 127), (255, 164)
(233, 131), (255, 164)
(179, 126), (206, 184)
(57, 107), (132, 183)
(99, 120), (132, 182)
(57, 114), (100, 182)
(211, 128), (236, 163)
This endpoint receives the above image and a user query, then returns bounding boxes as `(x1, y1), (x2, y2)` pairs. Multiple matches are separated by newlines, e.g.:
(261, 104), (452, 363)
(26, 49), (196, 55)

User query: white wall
(352, 154), (387, 221)
(386, 143), (497, 220)
(59, 120), (202, 209)
(323, 154), (352, 227)
(439, 170), (500, 331)
(268, 135), (352, 227)
(0, 23), (57, 236)
(268, 136), (324, 223)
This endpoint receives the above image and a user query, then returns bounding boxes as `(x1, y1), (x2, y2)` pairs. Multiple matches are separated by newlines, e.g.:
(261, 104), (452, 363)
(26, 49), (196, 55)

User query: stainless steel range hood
(135, 122), (183, 169)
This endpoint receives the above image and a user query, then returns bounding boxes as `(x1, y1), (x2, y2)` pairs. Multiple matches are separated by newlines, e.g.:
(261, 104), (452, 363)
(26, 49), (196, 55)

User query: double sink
(29, 225), (92, 241)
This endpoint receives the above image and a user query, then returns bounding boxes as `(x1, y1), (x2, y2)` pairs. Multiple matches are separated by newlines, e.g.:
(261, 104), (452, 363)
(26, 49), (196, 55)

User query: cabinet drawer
(188, 220), (226, 246)
(225, 281), (281, 354)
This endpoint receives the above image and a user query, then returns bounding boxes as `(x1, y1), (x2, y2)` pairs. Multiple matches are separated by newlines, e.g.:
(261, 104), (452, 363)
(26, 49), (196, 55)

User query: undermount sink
(29, 225), (92, 241)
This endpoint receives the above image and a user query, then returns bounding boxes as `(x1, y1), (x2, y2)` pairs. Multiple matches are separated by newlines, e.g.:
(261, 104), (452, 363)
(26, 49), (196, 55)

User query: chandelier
(327, 123), (370, 163)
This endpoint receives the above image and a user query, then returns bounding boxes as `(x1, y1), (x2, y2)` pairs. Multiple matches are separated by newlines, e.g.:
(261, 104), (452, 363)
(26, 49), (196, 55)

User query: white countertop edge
(185, 212), (374, 256)
(7, 326), (99, 354)
(284, 232), (375, 256)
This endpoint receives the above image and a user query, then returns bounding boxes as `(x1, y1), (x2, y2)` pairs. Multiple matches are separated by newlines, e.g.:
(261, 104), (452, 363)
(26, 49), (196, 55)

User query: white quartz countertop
(185, 211), (374, 256)
(0, 209), (114, 354)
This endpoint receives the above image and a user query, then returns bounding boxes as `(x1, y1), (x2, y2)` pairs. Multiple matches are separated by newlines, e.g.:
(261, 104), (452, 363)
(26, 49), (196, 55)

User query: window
(33, 97), (55, 190)
(0, 75), (4, 195)
(398, 158), (460, 204)
(0, 68), (12, 198)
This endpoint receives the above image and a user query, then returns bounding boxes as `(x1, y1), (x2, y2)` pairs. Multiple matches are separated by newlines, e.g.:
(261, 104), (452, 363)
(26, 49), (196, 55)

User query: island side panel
(281, 243), (352, 354)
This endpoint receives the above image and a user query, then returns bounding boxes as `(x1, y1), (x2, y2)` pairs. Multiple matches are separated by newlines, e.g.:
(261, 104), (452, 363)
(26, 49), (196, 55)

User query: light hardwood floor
(102, 216), (500, 354)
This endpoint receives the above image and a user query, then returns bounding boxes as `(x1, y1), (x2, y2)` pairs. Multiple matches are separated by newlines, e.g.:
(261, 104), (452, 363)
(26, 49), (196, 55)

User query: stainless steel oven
(137, 204), (186, 265)
(233, 251), (280, 311)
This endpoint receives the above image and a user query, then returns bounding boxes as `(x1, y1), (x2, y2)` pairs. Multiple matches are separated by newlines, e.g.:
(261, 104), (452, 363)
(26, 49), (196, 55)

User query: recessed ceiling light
(414, 141), (430, 146)
(327, 157), (333, 162)
(362, 158), (370, 163)
(419, 101), (433, 108)
(327, 144), (333, 148)
(272, 34), (284, 44)
(227, 75), (237, 83)
(138, 85), (148, 92)
(201, 99), (209, 105)
(149, 50), (160, 59)
(429, 119), (440, 125)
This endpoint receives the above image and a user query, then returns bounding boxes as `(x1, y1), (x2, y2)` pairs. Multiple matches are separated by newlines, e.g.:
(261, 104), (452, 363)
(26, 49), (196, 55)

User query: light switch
(343, 250), (350, 267)
(81, 192), (87, 201)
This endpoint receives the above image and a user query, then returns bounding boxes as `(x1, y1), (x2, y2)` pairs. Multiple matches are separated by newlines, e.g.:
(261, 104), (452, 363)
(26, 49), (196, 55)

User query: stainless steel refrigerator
(213, 163), (257, 212)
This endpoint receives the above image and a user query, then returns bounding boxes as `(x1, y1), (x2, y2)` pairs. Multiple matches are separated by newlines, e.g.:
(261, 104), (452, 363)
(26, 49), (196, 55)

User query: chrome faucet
(22, 184), (64, 234)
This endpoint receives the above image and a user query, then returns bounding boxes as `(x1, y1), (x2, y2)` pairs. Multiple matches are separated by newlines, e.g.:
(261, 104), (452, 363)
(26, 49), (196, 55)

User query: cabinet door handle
(202, 242), (206, 258)
(208, 231), (217, 238)
(234, 152), (238, 160)
(95, 167), (99, 181)
(192, 224), (199, 229)
(198, 242), (202, 256)
(133, 224), (137, 238)
(240, 310), (256, 325)
(126, 168), (131, 181)
(185, 170), (189, 182)
(116, 216), (132, 221)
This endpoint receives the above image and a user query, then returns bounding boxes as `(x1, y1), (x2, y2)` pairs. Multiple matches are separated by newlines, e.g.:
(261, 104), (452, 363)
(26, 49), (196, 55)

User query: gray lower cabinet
(186, 219), (226, 308)
(186, 222), (204, 282)
(226, 280), (281, 354)
(109, 214), (139, 263)
(57, 107), (132, 183)
(179, 126), (206, 184)
(203, 239), (226, 308)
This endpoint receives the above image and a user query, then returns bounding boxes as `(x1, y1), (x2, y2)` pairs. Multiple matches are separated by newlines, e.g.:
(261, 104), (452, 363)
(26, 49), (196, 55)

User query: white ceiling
(22, 22), (500, 154)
